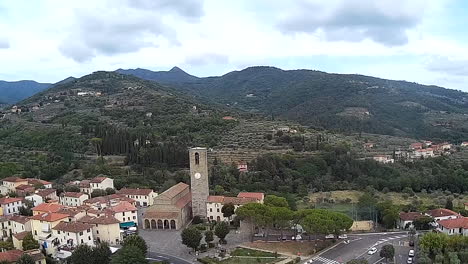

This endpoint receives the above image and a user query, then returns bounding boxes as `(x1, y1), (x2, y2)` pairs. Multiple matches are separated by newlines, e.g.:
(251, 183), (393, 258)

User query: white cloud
(0, 37), (9, 48)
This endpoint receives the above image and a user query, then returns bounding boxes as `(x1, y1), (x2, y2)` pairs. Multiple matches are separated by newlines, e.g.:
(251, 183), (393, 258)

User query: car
(409, 240), (415, 247)
(343, 240), (350, 244)
(407, 257), (413, 264)
(409, 249), (415, 256)
(293, 234), (302, 240)
(338, 234), (348, 239)
(368, 247), (377, 255)
(325, 234), (334, 239)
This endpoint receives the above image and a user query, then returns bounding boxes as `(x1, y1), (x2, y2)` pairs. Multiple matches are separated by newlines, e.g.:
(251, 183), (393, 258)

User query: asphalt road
(306, 232), (414, 264)
(147, 251), (194, 264)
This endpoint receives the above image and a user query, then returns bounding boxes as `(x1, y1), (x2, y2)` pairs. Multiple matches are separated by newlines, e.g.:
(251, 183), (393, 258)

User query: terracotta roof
(399, 212), (424, 221)
(84, 194), (134, 205)
(175, 192), (192, 208)
(90, 177), (109, 183)
(79, 180), (91, 188)
(0, 249), (23, 262)
(13, 231), (31, 240)
(57, 207), (85, 217)
(0, 197), (23, 205)
(438, 217), (468, 229)
(78, 215), (120, 225)
(159, 182), (189, 199)
(32, 203), (64, 213)
(426, 208), (459, 218)
(36, 188), (57, 197)
(16, 184), (35, 191)
(207, 195), (225, 203)
(410, 143), (423, 149)
(118, 188), (153, 196)
(237, 192), (264, 201)
(26, 178), (52, 186)
(7, 215), (30, 224)
(144, 211), (179, 219)
(30, 212), (69, 222)
(61, 192), (87, 198)
(2, 177), (27, 183)
(110, 201), (137, 213)
(53, 221), (93, 233)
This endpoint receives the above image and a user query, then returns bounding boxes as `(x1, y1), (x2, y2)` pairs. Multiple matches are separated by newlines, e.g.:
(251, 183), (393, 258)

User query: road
(147, 251), (194, 264)
(306, 232), (414, 264)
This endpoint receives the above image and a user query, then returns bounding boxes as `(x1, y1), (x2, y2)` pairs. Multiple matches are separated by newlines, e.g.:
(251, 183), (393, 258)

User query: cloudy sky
(0, 0), (467, 91)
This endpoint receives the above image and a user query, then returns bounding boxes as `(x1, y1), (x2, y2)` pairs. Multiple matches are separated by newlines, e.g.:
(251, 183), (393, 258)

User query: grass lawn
(230, 248), (277, 257)
(244, 240), (334, 256)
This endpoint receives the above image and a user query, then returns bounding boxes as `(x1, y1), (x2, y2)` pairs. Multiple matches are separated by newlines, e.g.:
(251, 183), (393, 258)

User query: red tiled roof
(13, 231), (31, 240)
(144, 211), (179, 219)
(16, 184), (35, 191)
(7, 215), (30, 224)
(32, 203), (64, 213)
(438, 217), (468, 229)
(237, 192), (264, 201)
(61, 192), (87, 198)
(26, 178), (52, 186)
(118, 188), (153, 196)
(110, 201), (137, 213)
(207, 195), (257, 205)
(57, 207), (85, 217)
(30, 213), (69, 222)
(78, 215), (120, 225)
(79, 180), (91, 188)
(0, 197), (23, 205)
(84, 194), (134, 205)
(159, 182), (189, 199)
(36, 188), (57, 198)
(175, 192), (192, 208)
(207, 196), (225, 203)
(399, 212), (424, 221)
(53, 221), (93, 233)
(2, 177), (27, 183)
(90, 177), (108, 183)
(426, 208), (459, 218)
(0, 249), (23, 262)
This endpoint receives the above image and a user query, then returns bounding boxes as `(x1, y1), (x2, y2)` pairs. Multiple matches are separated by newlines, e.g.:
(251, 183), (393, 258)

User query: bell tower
(189, 147), (209, 217)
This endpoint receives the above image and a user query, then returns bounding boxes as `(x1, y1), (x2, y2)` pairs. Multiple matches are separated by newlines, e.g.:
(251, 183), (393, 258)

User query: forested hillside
(119, 66), (468, 142)
(0, 80), (51, 103)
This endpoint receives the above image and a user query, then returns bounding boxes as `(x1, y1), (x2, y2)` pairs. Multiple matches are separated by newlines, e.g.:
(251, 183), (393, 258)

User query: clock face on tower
(194, 172), (201, 179)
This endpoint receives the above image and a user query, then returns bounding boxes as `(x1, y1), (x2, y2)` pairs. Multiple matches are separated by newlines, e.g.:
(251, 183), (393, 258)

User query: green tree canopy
(16, 254), (35, 264)
(181, 227), (202, 251)
(379, 245), (395, 261)
(221, 203), (235, 219)
(70, 244), (93, 264)
(204, 230), (214, 244)
(122, 235), (148, 255)
(214, 221), (230, 243)
(91, 242), (112, 264)
(264, 195), (289, 208)
(22, 233), (39, 250)
(111, 245), (148, 264)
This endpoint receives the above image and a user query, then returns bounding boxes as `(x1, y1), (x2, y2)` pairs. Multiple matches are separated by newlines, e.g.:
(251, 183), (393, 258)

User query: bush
(193, 216), (203, 225)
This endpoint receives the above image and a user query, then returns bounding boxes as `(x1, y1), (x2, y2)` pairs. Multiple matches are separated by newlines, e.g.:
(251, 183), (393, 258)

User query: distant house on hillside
(363, 143), (374, 149)
(237, 161), (248, 172)
(412, 148), (435, 159)
(461, 142), (468, 147)
(372, 155), (394, 164)
(409, 143), (423, 150)
(222, 116), (236, 121)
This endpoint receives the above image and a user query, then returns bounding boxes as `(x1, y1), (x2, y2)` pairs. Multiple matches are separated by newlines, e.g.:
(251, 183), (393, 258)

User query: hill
(116, 66), (199, 84)
(0, 80), (51, 104)
(121, 66), (468, 142)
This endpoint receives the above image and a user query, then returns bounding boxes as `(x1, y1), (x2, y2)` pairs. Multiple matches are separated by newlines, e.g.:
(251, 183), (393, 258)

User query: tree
(379, 244), (395, 261)
(91, 189), (108, 198)
(91, 242), (112, 264)
(215, 221), (230, 244)
(122, 235), (148, 255)
(22, 233), (39, 250)
(413, 216), (433, 230)
(221, 203), (235, 221)
(105, 188), (116, 195)
(204, 230), (214, 245)
(0, 240), (13, 251)
(70, 244), (93, 264)
(16, 254), (35, 264)
(64, 184), (80, 192)
(446, 199), (454, 210)
(91, 137), (103, 157)
(111, 245), (148, 264)
(214, 185), (225, 195)
(419, 232), (448, 258)
(181, 227), (202, 251)
(264, 195), (289, 208)
(269, 207), (293, 239)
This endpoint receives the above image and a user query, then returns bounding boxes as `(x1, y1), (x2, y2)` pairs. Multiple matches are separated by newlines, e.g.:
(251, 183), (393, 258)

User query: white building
(398, 212), (424, 229)
(52, 222), (94, 254)
(8, 215), (31, 234)
(438, 217), (468, 236)
(59, 192), (89, 207)
(426, 208), (460, 222)
(108, 201), (138, 225)
(372, 155), (395, 164)
(117, 188), (158, 207)
(206, 192), (264, 222)
(25, 194), (44, 207)
(89, 177), (114, 192)
(0, 197), (23, 216)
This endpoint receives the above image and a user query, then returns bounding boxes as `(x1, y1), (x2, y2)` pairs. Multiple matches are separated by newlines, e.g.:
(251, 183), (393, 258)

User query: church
(142, 147), (209, 230)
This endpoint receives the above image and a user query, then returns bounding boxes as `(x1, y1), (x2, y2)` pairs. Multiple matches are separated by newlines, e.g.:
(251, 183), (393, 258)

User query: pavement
(306, 232), (415, 264)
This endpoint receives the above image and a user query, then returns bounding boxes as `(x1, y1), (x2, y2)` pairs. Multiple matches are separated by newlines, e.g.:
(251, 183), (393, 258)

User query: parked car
(368, 247), (377, 255)
(343, 240), (350, 244)
(407, 257), (413, 264)
(292, 234), (302, 240)
(409, 249), (415, 257)
(409, 240), (415, 247)
(338, 234), (348, 239)
(325, 234), (334, 239)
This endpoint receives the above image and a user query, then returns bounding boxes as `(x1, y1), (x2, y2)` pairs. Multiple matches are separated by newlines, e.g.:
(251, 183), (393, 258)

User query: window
(123, 212), (125, 216)
(58, 231), (61, 234)
(79, 232), (83, 236)
(34, 231), (37, 235)
(195, 152), (200, 165)
(81, 239), (83, 243)
(217, 209), (220, 213)
(88, 236), (91, 240)
(210, 208), (212, 212)
(133, 216), (136, 220)
(96, 230), (99, 234)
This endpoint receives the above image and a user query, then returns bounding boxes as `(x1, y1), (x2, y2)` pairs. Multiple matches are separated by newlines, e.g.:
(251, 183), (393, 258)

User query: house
(83, 194), (136, 210)
(8, 215), (31, 234)
(12, 231), (32, 250)
(25, 193), (44, 207)
(398, 212), (424, 229)
(15, 184), (36, 197)
(26, 179), (52, 189)
(78, 215), (121, 245)
(89, 176), (114, 192)
(0, 197), (24, 216)
(372, 155), (395, 164)
(222, 116), (236, 121)
(363, 143), (374, 149)
(412, 148), (435, 159)
(437, 217), (468, 236)
(237, 161), (248, 172)
(409, 143), (423, 150)
(237, 192), (265, 203)
(0, 249), (46, 264)
(117, 188), (158, 207)
(108, 201), (138, 226)
(78, 180), (92, 194)
(426, 208), (460, 222)
(36, 188), (58, 201)
(464, 202), (468, 211)
(461, 142), (468, 147)
(59, 192), (89, 207)
(52, 221), (94, 248)
(1, 177), (28, 194)
(30, 213), (71, 255)
(32, 203), (64, 216)
(206, 195), (259, 222)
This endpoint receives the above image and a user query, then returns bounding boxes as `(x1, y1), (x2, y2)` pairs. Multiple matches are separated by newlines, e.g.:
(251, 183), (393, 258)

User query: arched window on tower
(195, 152), (200, 165)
